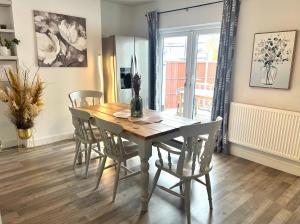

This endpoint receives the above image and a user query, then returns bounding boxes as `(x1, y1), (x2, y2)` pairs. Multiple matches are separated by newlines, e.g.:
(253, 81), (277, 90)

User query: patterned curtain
(211, 0), (241, 154)
(146, 11), (159, 110)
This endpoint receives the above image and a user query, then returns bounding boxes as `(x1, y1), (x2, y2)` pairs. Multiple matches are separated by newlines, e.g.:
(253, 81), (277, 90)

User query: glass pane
(161, 36), (187, 117)
(193, 34), (220, 121)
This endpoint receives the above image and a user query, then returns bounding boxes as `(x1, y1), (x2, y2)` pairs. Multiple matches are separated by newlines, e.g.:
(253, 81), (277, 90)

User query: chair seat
(169, 135), (209, 147)
(90, 128), (102, 140)
(154, 151), (211, 178)
(121, 141), (139, 160)
(75, 128), (102, 144)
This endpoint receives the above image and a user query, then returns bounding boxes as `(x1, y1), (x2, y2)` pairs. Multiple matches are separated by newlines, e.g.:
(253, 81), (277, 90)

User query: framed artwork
(249, 30), (296, 89)
(33, 10), (87, 67)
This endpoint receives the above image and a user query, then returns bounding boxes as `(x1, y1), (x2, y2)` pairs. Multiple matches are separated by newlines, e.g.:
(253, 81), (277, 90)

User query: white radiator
(229, 102), (300, 161)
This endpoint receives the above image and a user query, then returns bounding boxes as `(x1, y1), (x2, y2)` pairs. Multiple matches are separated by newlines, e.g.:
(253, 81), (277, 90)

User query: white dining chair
(69, 107), (104, 178)
(69, 90), (103, 164)
(93, 117), (141, 202)
(69, 90), (103, 108)
(149, 117), (222, 224)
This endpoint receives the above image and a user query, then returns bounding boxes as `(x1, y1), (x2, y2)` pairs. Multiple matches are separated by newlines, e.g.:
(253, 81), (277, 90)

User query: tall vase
(260, 65), (278, 85)
(16, 128), (33, 151)
(131, 95), (143, 118)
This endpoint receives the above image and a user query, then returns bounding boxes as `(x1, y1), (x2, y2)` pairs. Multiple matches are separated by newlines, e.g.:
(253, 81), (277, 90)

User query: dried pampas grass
(0, 68), (44, 129)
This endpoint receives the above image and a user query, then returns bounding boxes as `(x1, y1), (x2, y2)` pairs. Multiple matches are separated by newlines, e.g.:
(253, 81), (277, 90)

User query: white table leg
(139, 140), (152, 212)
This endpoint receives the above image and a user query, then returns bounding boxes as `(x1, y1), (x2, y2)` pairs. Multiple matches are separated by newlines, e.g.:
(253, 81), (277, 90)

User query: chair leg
(84, 151), (88, 163)
(112, 162), (121, 202)
(205, 173), (213, 209)
(124, 160), (127, 175)
(96, 142), (101, 152)
(77, 142), (83, 164)
(114, 160), (117, 170)
(149, 168), (161, 202)
(96, 142), (103, 162)
(85, 144), (92, 178)
(95, 156), (107, 190)
(184, 180), (191, 224)
(73, 140), (80, 169)
(84, 143), (88, 163)
(180, 183), (183, 195)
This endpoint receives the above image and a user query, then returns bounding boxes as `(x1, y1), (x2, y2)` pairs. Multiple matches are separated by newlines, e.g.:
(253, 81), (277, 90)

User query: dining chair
(69, 90), (103, 108)
(149, 117), (222, 224)
(69, 90), (103, 163)
(69, 107), (104, 178)
(93, 117), (141, 202)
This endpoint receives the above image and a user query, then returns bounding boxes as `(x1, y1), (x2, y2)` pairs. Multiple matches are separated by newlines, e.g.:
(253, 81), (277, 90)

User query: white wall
(230, 0), (300, 175)
(232, 0), (300, 112)
(101, 0), (134, 37)
(100, 0), (223, 38)
(0, 0), (102, 148)
(132, 0), (223, 37)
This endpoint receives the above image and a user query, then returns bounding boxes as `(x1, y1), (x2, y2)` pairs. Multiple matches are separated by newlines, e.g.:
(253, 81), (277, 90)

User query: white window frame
(157, 23), (221, 118)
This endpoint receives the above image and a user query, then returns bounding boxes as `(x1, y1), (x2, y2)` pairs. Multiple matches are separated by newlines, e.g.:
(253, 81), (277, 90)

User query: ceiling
(103, 0), (156, 5)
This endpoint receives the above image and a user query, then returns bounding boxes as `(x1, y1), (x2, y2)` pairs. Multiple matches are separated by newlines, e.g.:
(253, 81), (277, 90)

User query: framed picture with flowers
(33, 10), (87, 67)
(249, 30), (296, 89)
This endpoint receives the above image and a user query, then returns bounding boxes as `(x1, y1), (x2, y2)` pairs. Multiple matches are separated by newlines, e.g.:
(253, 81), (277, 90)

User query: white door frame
(158, 30), (192, 116)
(158, 23), (221, 118)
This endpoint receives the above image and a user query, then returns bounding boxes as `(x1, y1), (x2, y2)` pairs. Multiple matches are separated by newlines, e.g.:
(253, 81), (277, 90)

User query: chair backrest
(158, 117), (222, 177)
(93, 117), (125, 160)
(69, 90), (103, 108)
(69, 107), (95, 142)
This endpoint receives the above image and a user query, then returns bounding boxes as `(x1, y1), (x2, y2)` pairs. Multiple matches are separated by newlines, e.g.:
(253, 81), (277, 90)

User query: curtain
(211, 0), (241, 154)
(146, 11), (159, 110)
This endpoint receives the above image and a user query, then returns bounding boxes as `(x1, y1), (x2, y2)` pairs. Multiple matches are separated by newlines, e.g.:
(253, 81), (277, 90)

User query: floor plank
(0, 140), (299, 224)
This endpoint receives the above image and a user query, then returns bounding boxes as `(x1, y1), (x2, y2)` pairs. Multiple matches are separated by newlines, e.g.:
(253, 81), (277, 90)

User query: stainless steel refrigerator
(102, 35), (149, 108)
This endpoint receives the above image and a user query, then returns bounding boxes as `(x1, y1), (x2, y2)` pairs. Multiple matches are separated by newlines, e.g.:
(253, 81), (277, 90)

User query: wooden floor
(0, 140), (300, 224)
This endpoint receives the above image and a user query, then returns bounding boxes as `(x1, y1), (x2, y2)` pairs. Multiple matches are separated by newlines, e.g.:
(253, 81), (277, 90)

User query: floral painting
(33, 10), (87, 67)
(250, 31), (296, 89)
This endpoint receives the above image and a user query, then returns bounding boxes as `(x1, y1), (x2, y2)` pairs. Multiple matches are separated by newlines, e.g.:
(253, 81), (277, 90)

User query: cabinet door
(115, 36), (134, 104)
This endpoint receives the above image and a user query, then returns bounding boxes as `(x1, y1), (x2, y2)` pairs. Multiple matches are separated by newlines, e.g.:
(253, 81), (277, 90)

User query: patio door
(158, 33), (190, 117)
(158, 24), (220, 121)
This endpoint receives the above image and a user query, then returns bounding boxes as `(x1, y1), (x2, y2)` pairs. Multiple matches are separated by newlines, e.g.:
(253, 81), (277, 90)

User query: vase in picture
(260, 64), (278, 85)
(131, 73), (143, 118)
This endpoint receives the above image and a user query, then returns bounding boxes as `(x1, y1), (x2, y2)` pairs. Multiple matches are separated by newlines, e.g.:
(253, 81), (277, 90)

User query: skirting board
(230, 143), (300, 177)
(0, 132), (74, 149)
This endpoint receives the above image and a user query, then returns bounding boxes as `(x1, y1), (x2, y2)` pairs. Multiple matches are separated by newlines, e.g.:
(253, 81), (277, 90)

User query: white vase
(260, 65), (278, 85)
(0, 46), (11, 56)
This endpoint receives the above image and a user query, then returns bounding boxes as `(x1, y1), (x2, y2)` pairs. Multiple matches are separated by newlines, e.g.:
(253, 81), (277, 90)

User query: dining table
(80, 102), (198, 212)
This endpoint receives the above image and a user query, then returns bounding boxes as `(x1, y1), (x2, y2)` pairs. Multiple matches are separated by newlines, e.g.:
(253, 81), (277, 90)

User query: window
(158, 24), (220, 121)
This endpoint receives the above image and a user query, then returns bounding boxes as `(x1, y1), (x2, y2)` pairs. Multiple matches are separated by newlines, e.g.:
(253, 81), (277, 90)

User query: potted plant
(0, 36), (20, 56)
(0, 68), (44, 140)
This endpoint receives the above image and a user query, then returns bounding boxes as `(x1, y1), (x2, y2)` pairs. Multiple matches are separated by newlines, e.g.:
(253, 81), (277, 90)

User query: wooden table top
(80, 103), (198, 140)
